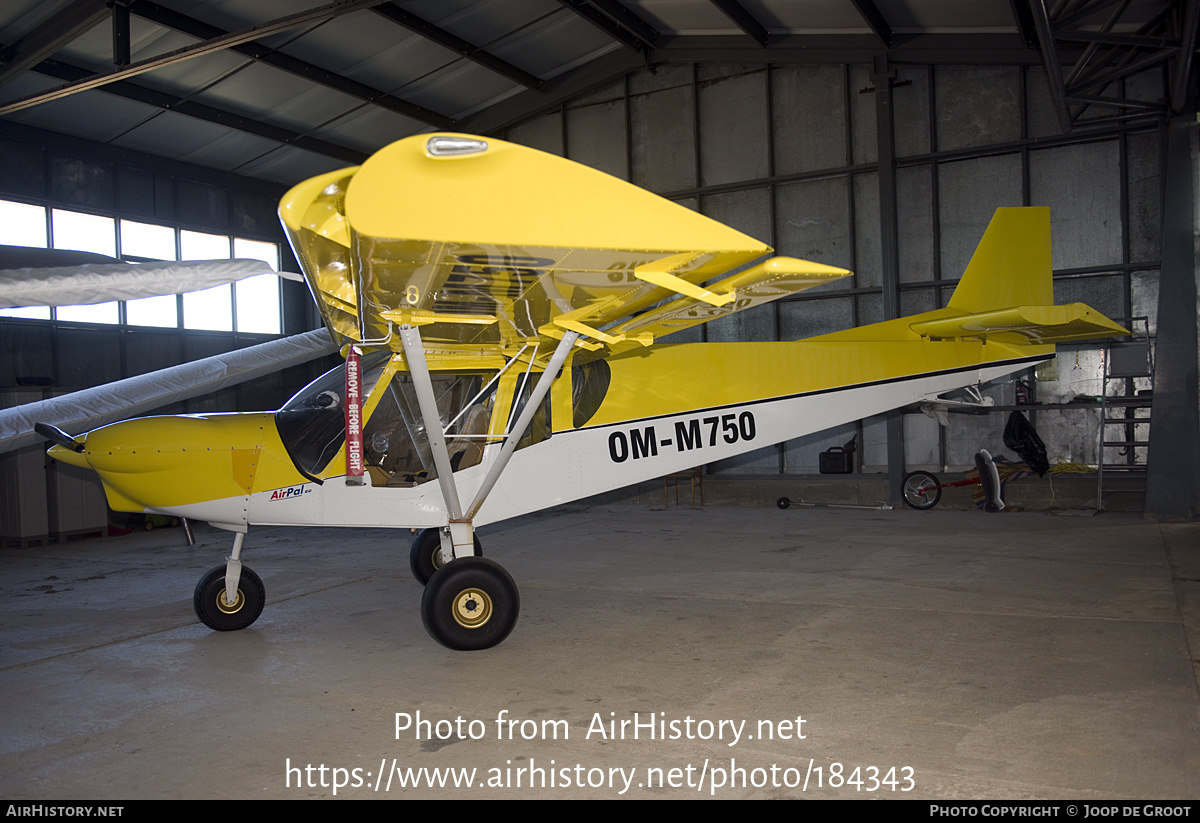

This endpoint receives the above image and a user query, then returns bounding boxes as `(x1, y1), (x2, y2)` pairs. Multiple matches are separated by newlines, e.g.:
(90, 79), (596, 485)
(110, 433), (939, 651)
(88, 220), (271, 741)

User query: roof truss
(1029, 0), (1199, 132)
(0, 0), (1190, 173)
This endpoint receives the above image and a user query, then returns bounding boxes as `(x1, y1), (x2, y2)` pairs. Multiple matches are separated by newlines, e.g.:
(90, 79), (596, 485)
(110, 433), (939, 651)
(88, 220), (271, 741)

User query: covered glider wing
(0, 258), (292, 308)
(279, 133), (851, 362)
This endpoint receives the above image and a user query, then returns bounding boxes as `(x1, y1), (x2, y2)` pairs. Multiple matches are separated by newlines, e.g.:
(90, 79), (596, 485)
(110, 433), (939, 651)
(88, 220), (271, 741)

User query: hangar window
(122, 221), (179, 328)
(0, 199), (284, 334)
(232, 238), (282, 334)
(0, 200), (49, 319)
(181, 230), (234, 331)
(52, 209), (119, 325)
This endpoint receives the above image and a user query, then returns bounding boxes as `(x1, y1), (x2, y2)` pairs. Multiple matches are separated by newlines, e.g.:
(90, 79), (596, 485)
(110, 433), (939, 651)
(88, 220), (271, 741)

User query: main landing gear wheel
(193, 565), (265, 631)
(421, 557), (519, 651)
(777, 497), (791, 509)
(901, 471), (942, 510)
(410, 528), (483, 586)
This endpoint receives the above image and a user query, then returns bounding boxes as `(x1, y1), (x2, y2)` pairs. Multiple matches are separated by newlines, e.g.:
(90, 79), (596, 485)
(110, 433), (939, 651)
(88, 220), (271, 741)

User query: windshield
(275, 352), (390, 478)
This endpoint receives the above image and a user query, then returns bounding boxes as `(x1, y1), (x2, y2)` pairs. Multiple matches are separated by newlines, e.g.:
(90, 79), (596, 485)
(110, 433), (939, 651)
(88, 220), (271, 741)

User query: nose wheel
(194, 564), (265, 631)
(421, 557), (519, 650)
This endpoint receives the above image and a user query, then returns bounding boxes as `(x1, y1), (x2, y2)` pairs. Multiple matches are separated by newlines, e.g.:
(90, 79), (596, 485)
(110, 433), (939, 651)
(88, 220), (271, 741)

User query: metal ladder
(1096, 317), (1154, 511)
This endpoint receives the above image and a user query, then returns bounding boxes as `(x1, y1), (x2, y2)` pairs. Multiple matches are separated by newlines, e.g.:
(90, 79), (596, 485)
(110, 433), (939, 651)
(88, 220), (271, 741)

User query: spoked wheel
(901, 470), (942, 510)
(193, 565), (265, 631)
(776, 497), (791, 509)
(421, 557), (519, 651)
(410, 528), (483, 585)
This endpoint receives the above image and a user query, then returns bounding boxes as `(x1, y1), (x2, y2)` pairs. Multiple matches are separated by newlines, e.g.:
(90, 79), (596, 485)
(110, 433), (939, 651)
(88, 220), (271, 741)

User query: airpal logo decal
(269, 484), (313, 501)
(608, 411), (756, 463)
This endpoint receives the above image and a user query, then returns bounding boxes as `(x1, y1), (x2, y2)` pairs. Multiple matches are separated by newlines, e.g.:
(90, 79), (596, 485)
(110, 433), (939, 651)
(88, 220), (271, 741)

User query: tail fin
(807, 206), (1127, 344)
(923, 206), (1127, 344)
(948, 207), (1052, 314)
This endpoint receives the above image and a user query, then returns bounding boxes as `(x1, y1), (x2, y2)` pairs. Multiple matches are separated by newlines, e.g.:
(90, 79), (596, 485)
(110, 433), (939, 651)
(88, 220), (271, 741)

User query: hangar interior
(1, 0), (1199, 801)
(2, 0), (1198, 534)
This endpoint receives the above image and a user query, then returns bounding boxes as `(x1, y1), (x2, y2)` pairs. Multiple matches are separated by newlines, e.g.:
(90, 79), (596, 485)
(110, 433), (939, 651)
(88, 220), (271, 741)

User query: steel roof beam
(1034, 0), (1181, 129)
(1055, 0), (1132, 29)
(0, 118), (288, 196)
(1065, 2), (1173, 89)
(1054, 30), (1179, 47)
(1170, 0), (1199, 112)
(646, 32), (1050, 64)
(0, 0), (389, 117)
(130, 0), (453, 129)
(1070, 47), (1175, 94)
(1008, 0), (1040, 48)
(0, 0), (109, 88)
(587, 0), (663, 46)
(369, 3), (544, 91)
(31, 57), (369, 165)
(458, 49), (644, 135)
(1066, 93), (1168, 110)
(850, 0), (894, 47)
(709, 0), (770, 47)
(555, 0), (653, 53)
(1063, 0), (1132, 87)
(1029, 0), (1076, 132)
(112, 0), (131, 68)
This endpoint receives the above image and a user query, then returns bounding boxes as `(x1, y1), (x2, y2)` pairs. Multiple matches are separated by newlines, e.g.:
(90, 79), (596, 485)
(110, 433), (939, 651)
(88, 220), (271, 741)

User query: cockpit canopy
(274, 354), (554, 484)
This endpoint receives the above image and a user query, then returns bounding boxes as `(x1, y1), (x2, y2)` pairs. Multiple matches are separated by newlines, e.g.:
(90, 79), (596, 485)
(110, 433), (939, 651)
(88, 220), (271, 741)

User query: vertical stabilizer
(948, 207), (1052, 313)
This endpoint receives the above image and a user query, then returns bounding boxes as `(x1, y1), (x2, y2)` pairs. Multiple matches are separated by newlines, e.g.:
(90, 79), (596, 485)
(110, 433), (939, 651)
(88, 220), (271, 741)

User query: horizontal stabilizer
(910, 303), (1129, 344)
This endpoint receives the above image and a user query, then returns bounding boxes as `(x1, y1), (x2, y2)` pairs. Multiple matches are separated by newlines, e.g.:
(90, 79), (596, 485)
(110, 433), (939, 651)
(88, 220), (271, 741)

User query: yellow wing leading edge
(280, 133), (852, 364)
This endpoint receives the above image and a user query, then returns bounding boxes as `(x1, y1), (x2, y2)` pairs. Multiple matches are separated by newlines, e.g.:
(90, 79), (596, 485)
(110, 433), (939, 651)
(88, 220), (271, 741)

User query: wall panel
(1029, 142), (1122, 270)
(698, 66), (768, 186)
(937, 153), (1023, 281)
(771, 65), (847, 175)
(936, 66), (1021, 150)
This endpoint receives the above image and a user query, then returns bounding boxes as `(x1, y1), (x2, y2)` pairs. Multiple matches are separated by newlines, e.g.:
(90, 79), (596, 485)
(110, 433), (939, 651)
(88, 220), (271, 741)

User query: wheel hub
(216, 588), (244, 614)
(452, 588), (492, 629)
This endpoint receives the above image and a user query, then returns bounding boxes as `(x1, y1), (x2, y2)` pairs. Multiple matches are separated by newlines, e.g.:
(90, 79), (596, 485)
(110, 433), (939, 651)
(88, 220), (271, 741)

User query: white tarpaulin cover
(0, 258), (302, 308)
(0, 328), (336, 454)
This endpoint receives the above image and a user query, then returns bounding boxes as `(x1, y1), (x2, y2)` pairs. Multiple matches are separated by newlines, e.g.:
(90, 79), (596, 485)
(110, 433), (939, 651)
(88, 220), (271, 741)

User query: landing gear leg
(410, 527), (483, 586)
(398, 325), (579, 650)
(194, 532), (265, 631)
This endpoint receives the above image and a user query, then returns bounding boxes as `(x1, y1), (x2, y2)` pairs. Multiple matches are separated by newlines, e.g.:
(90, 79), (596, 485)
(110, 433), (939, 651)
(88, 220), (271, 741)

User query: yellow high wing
(279, 133), (850, 364)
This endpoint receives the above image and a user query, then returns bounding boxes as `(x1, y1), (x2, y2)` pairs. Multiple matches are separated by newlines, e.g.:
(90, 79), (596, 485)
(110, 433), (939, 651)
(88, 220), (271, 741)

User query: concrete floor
(1, 501), (1198, 799)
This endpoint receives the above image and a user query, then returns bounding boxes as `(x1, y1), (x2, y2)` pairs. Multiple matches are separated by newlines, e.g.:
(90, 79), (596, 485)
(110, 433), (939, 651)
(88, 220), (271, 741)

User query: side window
(363, 372), (496, 486)
(571, 358), (611, 428)
(509, 372), (553, 450)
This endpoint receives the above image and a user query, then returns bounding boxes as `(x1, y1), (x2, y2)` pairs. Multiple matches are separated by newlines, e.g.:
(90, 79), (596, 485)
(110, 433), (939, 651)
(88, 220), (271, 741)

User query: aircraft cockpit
(274, 353), (555, 486)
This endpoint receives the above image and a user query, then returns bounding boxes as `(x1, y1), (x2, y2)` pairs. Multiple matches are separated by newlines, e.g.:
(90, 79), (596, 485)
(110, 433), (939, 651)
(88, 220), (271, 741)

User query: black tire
(776, 497), (791, 509)
(410, 528), (482, 585)
(902, 470), (942, 510)
(193, 565), (265, 631)
(421, 557), (519, 651)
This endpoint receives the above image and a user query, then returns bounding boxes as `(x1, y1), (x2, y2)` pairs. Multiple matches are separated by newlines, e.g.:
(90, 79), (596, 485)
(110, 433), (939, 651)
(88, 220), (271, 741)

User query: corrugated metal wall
(506, 62), (1164, 474)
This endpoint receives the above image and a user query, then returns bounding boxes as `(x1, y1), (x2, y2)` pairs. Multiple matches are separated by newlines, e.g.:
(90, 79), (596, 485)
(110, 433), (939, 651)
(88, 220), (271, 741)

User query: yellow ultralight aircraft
(40, 133), (1127, 650)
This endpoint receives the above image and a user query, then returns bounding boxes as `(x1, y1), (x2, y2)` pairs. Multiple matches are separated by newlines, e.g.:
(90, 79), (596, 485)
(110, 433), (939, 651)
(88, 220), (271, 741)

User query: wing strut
(398, 325), (466, 522)
(466, 330), (579, 519)
(397, 325), (579, 561)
